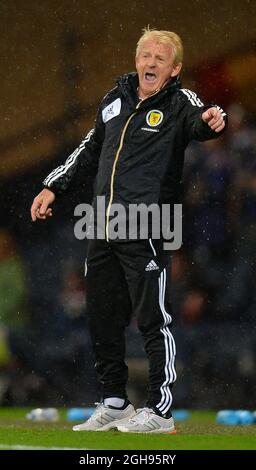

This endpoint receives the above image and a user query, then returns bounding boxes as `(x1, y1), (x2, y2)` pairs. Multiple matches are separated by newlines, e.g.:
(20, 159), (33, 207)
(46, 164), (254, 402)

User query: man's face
(135, 39), (182, 98)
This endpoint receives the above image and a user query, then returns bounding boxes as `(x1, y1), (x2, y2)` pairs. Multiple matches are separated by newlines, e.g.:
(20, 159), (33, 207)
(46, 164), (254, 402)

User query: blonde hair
(136, 27), (183, 65)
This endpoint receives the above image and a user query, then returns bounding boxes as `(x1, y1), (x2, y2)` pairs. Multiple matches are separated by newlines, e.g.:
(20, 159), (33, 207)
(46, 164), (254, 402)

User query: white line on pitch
(0, 444), (90, 450)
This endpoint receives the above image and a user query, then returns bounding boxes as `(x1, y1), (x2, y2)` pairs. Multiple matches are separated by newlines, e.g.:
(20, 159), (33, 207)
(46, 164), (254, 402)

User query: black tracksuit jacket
(43, 73), (227, 239)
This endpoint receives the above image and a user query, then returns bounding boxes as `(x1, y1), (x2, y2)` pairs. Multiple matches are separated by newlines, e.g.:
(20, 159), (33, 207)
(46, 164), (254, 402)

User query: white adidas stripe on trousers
(156, 268), (177, 415)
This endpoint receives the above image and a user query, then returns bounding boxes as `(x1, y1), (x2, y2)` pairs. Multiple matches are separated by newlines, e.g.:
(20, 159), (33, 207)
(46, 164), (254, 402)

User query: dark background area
(0, 0), (256, 409)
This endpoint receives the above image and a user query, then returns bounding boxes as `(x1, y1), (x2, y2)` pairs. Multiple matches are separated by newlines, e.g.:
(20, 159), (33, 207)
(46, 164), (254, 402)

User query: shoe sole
(117, 426), (177, 434)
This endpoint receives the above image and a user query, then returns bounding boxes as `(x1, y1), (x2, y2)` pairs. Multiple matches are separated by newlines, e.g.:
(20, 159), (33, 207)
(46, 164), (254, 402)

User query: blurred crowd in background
(0, 100), (256, 410)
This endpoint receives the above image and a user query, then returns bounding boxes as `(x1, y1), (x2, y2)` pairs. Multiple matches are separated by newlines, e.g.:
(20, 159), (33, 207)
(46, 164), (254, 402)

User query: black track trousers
(86, 238), (176, 415)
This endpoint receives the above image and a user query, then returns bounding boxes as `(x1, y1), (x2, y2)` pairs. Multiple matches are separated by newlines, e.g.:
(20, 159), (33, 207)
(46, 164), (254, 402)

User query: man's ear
(171, 63), (182, 77)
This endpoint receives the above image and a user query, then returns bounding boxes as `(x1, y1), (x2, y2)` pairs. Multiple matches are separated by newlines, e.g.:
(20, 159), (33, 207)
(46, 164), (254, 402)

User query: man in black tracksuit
(31, 28), (227, 433)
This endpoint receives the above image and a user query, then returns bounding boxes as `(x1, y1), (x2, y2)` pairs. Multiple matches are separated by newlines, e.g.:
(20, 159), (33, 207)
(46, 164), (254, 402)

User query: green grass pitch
(0, 408), (255, 450)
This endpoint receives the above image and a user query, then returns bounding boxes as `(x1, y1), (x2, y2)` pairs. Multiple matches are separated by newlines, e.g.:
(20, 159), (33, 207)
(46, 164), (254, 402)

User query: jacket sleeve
(180, 89), (227, 142)
(43, 104), (105, 194)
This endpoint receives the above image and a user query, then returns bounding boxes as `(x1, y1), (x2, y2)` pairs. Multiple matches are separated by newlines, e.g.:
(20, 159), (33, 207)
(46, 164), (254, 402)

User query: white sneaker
(117, 407), (177, 434)
(72, 402), (136, 432)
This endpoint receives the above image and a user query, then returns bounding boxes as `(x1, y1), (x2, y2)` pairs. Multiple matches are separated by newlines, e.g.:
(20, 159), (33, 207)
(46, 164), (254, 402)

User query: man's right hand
(31, 188), (56, 222)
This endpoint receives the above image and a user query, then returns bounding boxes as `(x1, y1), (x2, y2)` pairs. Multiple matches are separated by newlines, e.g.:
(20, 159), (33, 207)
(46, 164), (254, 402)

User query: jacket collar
(116, 72), (181, 108)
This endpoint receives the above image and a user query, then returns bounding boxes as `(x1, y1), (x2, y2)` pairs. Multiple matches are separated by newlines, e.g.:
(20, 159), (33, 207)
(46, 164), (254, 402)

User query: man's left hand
(201, 107), (226, 133)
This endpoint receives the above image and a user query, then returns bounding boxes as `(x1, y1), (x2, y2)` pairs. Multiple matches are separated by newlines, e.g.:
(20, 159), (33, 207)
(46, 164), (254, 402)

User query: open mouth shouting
(145, 72), (157, 83)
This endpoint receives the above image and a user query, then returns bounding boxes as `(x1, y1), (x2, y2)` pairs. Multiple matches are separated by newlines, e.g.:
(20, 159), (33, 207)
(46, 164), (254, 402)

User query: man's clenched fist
(201, 107), (226, 133)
